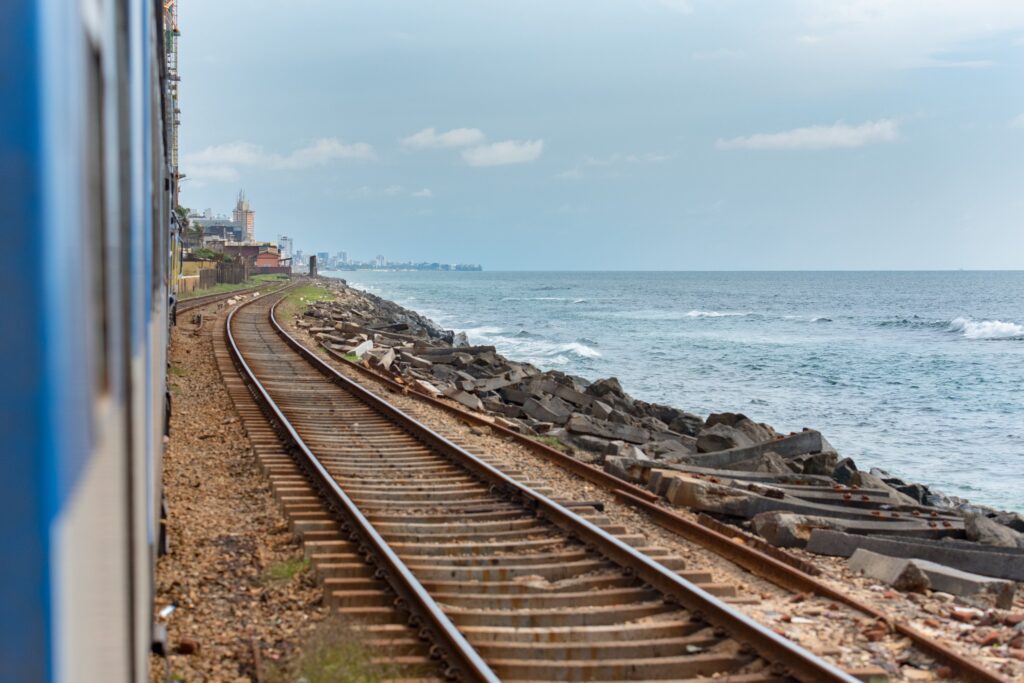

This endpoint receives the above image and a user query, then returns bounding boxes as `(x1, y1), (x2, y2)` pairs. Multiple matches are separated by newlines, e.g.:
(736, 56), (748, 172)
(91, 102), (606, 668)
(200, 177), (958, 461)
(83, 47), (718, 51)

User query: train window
(86, 45), (111, 395)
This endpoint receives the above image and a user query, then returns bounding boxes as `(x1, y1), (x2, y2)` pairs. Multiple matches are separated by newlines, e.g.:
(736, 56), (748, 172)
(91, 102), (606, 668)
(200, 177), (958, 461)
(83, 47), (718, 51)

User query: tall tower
(232, 189), (255, 242)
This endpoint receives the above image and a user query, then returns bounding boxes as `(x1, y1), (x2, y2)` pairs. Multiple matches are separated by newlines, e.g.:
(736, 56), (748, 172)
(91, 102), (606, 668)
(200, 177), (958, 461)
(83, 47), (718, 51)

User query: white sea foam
(685, 310), (748, 318)
(949, 317), (1024, 340)
(460, 325), (601, 362)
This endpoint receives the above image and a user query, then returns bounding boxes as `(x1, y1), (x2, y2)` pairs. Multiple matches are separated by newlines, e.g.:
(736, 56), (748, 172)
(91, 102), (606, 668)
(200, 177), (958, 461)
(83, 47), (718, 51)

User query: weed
(278, 283), (335, 321)
(266, 618), (426, 683)
(168, 365), (187, 377)
(262, 557), (310, 584)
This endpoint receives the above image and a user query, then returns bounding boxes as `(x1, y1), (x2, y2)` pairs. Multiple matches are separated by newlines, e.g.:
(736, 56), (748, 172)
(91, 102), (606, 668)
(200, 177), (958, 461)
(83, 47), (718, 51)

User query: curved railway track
(177, 279), (287, 315)
(301, 284), (1013, 683)
(224, 285), (861, 682)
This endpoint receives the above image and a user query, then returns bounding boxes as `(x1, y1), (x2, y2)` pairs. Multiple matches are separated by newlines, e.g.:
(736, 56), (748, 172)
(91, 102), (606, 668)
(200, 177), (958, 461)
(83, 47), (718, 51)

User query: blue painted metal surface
(0, 1), (49, 679)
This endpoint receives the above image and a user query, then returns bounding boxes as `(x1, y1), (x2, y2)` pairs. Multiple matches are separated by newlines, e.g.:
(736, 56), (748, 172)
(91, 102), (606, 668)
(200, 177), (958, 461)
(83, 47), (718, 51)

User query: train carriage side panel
(0, 1), (54, 680)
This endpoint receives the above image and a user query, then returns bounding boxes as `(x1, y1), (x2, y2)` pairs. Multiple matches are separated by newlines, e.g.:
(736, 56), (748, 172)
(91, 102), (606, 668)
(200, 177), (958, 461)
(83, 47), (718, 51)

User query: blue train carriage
(1, 1), (175, 681)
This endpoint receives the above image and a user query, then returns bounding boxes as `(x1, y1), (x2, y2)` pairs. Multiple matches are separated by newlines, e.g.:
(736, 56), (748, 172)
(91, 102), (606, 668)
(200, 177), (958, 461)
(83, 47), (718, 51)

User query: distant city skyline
(180, 1), (1024, 270)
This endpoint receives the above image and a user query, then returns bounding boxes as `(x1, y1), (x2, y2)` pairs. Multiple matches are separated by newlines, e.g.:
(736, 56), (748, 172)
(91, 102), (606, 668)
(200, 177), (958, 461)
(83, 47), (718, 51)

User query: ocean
(324, 270), (1024, 512)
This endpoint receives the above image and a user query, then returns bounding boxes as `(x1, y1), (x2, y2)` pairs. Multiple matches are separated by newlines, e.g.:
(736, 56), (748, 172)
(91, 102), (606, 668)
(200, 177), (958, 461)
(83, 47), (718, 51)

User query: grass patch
(343, 353), (360, 363)
(251, 273), (289, 283)
(179, 274), (289, 300)
(266, 618), (423, 683)
(531, 435), (573, 454)
(167, 364), (187, 377)
(277, 283), (336, 322)
(262, 557), (310, 584)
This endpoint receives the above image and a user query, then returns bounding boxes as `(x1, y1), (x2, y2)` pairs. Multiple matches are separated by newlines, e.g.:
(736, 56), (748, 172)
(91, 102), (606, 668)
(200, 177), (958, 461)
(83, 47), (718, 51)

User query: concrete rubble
(299, 279), (1024, 610)
(847, 549), (1015, 608)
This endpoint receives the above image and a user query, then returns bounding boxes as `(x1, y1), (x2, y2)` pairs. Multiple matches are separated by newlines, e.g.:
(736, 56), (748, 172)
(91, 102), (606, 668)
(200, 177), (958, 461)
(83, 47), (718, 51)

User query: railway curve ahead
(226, 287), (860, 683)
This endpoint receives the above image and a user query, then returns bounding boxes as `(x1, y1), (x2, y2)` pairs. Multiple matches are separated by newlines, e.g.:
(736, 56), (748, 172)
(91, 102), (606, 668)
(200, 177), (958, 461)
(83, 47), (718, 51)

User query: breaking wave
(685, 310), (750, 318)
(948, 317), (1024, 340)
(460, 326), (602, 363)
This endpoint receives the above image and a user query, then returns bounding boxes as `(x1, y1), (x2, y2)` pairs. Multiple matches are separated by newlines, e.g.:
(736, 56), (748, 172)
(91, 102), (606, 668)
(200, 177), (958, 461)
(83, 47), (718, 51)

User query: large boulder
(587, 377), (625, 398)
(639, 402), (705, 437)
(696, 422), (757, 453)
(705, 412), (778, 444)
(831, 457), (858, 486)
(965, 512), (1024, 549)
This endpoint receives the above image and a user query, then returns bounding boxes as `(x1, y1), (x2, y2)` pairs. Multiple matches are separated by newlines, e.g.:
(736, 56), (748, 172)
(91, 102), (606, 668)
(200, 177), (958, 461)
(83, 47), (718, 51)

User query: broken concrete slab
(350, 339), (374, 357)
(805, 529), (1024, 581)
(566, 413), (650, 445)
(398, 352), (433, 370)
(752, 511), (962, 548)
(589, 400), (613, 420)
(446, 390), (484, 411)
(849, 548), (930, 592)
(848, 549), (1015, 608)
(412, 379), (442, 397)
(682, 430), (827, 470)
(521, 396), (574, 424)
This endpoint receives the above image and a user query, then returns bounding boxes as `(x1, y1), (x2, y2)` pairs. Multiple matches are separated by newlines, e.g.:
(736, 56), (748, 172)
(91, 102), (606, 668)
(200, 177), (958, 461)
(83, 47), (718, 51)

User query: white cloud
(383, 185), (404, 196)
(182, 137), (374, 182)
(462, 139), (544, 167)
(626, 152), (674, 163)
(271, 138), (375, 169)
(557, 151), (673, 179)
(1011, 114), (1024, 129)
(798, 34), (825, 45)
(716, 119), (899, 150)
(797, 1), (1024, 69)
(185, 141), (265, 166)
(185, 164), (241, 183)
(411, 188), (433, 198)
(401, 127), (485, 149)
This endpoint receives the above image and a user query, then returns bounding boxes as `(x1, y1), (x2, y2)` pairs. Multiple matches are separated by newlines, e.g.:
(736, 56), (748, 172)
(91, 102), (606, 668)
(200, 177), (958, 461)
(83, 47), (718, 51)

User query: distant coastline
(321, 263), (482, 273)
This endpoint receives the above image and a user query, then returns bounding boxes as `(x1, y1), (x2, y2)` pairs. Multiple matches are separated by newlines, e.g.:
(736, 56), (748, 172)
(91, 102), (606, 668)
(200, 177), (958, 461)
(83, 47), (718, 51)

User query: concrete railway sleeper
(221, 286), (859, 683)
(302, 287), (1014, 683)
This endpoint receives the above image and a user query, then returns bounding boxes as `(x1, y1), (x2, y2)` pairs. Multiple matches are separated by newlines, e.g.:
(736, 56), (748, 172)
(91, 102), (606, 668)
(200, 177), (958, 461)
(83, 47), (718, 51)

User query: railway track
(224, 285), (862, 682)
(299, 286), (1015, 683)
(177, 279), (287, 315)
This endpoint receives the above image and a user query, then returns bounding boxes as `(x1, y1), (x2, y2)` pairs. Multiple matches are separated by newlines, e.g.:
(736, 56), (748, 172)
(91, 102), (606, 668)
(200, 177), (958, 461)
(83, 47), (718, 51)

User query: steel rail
(226, 286), (500, 683)
(178, 280), (288, 313)
(614, 491), (1014, 683)
(317, 337), (661, 502)
(304, 304), (1013, 683)
(267, 293), (859, 683)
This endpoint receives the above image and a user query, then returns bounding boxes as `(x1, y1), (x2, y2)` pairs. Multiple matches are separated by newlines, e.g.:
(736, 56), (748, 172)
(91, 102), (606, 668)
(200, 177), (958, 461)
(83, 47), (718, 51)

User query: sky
(178, 1), (1024, 270)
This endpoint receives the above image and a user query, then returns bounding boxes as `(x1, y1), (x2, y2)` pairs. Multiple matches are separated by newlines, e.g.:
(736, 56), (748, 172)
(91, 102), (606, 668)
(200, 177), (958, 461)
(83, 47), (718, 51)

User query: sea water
(324, 270), (1024, 512)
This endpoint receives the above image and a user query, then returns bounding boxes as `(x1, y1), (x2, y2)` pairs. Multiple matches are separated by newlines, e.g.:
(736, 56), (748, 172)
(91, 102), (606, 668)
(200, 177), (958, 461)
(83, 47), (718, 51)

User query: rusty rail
(298, 300), (1012, 683)
(178, 279), (288, 314)
(613, 492), (1013, 683)
(226, 286), (499, 683)
(258, 290), (858, 683)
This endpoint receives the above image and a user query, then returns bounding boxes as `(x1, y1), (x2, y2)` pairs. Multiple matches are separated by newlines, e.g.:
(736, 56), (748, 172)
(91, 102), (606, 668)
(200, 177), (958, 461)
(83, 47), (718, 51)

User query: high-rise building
(278, 235), (294, 260)
(336, 250), (348, 264)
(232, 189), (255, 242)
